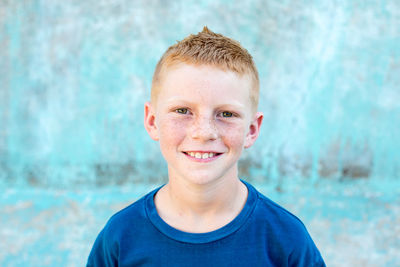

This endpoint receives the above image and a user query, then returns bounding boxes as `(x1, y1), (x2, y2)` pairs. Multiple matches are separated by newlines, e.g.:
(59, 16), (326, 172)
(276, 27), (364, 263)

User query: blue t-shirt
(87, 181), (325, 266)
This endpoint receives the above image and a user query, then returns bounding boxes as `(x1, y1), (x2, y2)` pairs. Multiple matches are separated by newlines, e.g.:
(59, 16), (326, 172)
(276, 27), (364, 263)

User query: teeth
(187, 152), (216, 159)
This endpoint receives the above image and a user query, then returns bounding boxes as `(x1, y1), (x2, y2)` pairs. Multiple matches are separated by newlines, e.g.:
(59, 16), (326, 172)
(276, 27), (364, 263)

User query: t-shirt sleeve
(86, 227), (118, 267)
(287, 225), (326, 267)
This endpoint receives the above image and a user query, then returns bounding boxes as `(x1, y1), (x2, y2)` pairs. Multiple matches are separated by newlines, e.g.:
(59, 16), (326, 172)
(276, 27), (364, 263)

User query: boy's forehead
(162, 63), (251, 88)
(162, 64), (250, 92)
(153, 63), (253, 111)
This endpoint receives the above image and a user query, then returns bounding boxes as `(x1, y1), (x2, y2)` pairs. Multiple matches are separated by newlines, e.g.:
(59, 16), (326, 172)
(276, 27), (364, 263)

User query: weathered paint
(0, 1), (399, 187)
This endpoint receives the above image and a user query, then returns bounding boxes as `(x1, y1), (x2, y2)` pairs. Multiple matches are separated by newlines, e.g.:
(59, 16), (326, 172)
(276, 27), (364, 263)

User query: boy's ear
(244, 112), (263, 149)
(144, 101), (159, 141)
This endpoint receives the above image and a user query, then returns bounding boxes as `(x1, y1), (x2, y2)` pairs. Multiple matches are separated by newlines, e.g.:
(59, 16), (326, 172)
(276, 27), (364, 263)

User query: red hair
(151, 27), (259, 111)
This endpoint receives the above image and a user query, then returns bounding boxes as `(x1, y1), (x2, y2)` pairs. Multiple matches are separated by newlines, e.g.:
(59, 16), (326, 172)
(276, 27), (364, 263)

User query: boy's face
(144, 63), (263, 186)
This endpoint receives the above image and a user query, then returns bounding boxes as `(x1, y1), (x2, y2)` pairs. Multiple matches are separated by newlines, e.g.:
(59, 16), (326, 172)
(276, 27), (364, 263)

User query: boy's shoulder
(252, 185), (310, 234)
(249, 182), (311, 233)
(87, 188), (160, 267)
(246, 181), (324, 265)
(100, 186), (160, 239)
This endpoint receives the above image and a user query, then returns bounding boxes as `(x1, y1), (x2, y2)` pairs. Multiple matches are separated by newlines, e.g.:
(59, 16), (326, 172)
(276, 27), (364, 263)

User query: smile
(183, 151), (222, 160)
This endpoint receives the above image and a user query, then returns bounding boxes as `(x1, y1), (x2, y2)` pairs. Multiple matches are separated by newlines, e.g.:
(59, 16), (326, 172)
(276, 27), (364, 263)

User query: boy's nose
(190, 116), (218, 141)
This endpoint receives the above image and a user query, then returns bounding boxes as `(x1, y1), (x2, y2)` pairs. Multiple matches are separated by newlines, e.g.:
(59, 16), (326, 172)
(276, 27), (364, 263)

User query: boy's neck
(154, 174), (248, 233)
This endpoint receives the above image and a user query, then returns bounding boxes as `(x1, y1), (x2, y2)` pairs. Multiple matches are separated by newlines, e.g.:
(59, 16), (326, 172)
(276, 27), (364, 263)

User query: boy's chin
(178, 172), (230, 187)
(187, 177), (217, 186)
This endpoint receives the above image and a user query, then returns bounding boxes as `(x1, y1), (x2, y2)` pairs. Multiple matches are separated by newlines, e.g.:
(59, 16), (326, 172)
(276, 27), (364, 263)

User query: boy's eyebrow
(164, 97), (191, 104)
(164, 98), (246, 110)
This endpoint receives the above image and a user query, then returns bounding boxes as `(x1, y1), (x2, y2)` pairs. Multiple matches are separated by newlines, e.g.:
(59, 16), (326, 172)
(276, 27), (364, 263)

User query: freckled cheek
(217, 123), (247, 148)
(158, 119), (188, 144)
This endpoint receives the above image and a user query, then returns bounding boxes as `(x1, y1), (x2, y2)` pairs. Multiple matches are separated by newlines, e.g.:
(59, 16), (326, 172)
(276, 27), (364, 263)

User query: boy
(87, 27), (325, 266)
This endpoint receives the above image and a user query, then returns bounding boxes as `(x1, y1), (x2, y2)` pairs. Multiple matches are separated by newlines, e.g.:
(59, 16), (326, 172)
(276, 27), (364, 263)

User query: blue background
(1, 0), (399, 266)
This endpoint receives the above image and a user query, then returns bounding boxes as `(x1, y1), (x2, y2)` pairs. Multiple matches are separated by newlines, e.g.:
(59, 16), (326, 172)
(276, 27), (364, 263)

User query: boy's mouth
(183, 151), (222, 159)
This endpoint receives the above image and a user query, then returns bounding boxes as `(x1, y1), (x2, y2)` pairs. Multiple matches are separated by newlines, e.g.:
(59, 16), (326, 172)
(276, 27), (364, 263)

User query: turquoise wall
(1, 2), (399, 265)
(1, 0), (399, 187)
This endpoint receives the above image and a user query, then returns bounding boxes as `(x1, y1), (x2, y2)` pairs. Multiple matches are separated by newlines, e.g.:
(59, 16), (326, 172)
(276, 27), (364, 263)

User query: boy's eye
(176, 108), (188, 114)
(221, 111), (233, 117)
